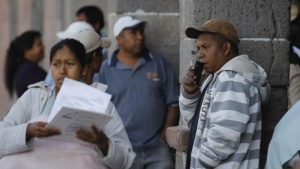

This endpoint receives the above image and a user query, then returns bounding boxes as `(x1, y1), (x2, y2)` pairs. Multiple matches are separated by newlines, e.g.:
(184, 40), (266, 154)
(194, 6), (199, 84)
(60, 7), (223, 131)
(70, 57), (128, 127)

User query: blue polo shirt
(95, 49), (179, 148)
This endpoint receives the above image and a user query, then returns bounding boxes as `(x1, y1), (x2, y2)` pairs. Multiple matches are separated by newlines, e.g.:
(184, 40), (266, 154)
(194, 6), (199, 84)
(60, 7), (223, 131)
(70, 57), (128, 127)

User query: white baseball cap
(68, 29), (111, 53)
(56, 21), (94, 39)
(113, 16), (146, 37)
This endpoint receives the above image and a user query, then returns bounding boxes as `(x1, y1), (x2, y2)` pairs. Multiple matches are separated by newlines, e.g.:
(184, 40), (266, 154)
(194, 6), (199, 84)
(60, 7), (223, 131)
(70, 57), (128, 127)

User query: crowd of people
(1, 5), (178, 169)
(0, 2), (299, 169)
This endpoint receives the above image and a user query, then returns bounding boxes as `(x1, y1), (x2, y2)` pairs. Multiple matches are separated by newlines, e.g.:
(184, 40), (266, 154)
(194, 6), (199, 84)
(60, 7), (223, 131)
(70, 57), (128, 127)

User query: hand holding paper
(45, 78), (113, 144)
(27, 122), (61, 139)
(76, 125), (109, 155)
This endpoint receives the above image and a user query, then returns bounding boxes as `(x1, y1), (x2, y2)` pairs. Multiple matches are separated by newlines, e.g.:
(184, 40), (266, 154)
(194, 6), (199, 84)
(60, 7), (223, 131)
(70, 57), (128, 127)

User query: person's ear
(116, 34), (121, 43)
(81, 65), (88, 77)
(93, 52), (97, 60)
(116, 32), (124, 44)
(91, 52), (97, 67)
(223, 41), (231, 56)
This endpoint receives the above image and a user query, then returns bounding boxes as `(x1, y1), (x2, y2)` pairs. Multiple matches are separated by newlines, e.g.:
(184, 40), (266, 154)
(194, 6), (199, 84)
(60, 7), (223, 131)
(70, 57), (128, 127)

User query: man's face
(117, 25), (145, 56)
(196, 33), (230, 74)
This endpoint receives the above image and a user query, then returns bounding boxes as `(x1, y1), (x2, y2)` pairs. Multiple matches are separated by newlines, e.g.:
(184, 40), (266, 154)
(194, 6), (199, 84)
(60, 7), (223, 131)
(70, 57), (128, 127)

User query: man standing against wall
(94, 15), (179, 169)
(180, 19), (270, 169)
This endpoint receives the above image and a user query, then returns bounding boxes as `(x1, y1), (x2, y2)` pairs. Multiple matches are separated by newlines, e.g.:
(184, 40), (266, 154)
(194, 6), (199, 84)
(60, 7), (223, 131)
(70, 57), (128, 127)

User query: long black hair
(4, 30), (41, 97)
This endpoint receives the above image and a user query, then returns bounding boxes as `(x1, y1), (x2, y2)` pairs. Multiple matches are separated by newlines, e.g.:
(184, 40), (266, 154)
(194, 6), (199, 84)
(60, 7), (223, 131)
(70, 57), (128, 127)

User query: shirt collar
(108, 48), (152, 67)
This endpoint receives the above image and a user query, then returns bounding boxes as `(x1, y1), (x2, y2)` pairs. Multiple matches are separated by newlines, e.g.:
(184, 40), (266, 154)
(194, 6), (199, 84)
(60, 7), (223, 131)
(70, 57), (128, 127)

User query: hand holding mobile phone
(193, 61), (204, 84)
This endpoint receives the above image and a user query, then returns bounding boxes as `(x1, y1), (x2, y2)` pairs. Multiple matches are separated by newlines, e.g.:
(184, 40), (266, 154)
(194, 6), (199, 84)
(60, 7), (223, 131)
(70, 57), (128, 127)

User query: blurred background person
(4, 30), (46, 98)
(76, 5), (105, 36)
(76, 5), (109, 66)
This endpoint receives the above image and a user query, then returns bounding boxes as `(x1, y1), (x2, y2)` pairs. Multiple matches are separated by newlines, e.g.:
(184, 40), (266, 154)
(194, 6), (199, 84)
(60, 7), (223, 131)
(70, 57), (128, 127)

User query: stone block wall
(179, 0), (290, 168)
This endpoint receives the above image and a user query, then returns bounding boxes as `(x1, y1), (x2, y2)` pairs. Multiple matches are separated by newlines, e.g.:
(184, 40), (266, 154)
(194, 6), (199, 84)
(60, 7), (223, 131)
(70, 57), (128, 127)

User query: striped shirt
(180, 55), (270, 169)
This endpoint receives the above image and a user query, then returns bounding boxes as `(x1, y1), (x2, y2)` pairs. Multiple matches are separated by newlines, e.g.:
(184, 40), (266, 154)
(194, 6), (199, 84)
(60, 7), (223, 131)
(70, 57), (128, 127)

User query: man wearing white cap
(94, 15), (179, 169)
(46, 21), (109, 85)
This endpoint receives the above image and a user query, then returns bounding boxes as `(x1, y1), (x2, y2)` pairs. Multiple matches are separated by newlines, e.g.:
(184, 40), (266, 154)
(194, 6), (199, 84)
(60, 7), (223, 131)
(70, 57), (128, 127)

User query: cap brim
(100, 37), (111, 48)
(85, 37), (111, 53)
(185, 26), (217, 39)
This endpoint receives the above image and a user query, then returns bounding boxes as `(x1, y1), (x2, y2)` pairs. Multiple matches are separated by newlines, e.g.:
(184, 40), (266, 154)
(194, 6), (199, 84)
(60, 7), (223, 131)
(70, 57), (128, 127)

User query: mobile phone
(193, 61), (204, 84)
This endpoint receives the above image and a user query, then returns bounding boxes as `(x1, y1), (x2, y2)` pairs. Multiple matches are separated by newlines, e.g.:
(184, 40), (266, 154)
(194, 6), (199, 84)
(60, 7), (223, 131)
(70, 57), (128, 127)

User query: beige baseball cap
(185, 19), (240, 45)
(68, 29), (111, 53)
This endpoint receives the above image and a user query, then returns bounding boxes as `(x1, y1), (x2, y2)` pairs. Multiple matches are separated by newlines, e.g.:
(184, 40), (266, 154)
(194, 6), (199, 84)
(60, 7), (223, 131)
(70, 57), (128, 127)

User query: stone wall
(179, 0), (290, 168)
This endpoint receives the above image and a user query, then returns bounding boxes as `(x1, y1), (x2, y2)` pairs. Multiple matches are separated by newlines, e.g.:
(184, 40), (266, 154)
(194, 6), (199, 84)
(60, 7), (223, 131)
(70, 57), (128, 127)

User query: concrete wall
(179, 0), (290, 168)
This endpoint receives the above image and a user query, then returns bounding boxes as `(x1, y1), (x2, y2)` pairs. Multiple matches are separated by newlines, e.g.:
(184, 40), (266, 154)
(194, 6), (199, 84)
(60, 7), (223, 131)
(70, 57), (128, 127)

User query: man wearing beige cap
(68, 29), (111, 84)
(180, 19), (270, 169)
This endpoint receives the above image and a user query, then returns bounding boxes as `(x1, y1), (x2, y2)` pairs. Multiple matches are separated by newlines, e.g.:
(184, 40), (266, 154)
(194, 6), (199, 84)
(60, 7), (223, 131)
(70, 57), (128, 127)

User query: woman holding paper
(0, 39), (135, 169)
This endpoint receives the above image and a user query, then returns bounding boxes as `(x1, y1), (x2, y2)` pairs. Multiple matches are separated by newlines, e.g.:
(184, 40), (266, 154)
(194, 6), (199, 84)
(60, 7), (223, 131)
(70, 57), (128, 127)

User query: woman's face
(26, 37), (45, 62)
(51, 46), (85, 93)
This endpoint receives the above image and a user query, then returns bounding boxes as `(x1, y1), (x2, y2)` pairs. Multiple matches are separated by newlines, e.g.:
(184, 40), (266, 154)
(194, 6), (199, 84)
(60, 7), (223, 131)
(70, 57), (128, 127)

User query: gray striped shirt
(180, 55), (270, 169)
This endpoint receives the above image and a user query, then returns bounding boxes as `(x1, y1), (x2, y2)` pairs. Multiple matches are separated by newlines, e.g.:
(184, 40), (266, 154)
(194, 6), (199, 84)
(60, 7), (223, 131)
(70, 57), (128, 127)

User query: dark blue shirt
(95, 49), (179, 148)
(14, 59), (47, 97)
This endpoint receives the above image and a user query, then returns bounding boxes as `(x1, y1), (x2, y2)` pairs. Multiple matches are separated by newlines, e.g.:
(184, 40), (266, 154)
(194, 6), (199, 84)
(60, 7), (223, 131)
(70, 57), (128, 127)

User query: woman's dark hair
(50, 39), (87, 67)
(76, 5), (104, 30)
(4, 30), (41, 97)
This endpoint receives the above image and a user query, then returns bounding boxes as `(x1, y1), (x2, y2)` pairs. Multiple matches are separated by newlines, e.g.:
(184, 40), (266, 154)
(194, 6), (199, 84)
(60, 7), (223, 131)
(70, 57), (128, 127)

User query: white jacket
(0, 81), (135, 169)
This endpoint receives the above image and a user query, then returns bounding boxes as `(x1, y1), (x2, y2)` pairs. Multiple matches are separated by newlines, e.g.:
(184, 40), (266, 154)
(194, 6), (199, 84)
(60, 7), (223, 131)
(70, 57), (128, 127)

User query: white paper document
(45, 78), (112, 144)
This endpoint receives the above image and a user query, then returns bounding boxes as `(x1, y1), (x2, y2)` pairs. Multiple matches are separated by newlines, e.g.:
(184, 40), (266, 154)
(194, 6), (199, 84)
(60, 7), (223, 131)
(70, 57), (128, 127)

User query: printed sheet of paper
(46, 107), (112, 144)
(45, 78), (112, 144)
